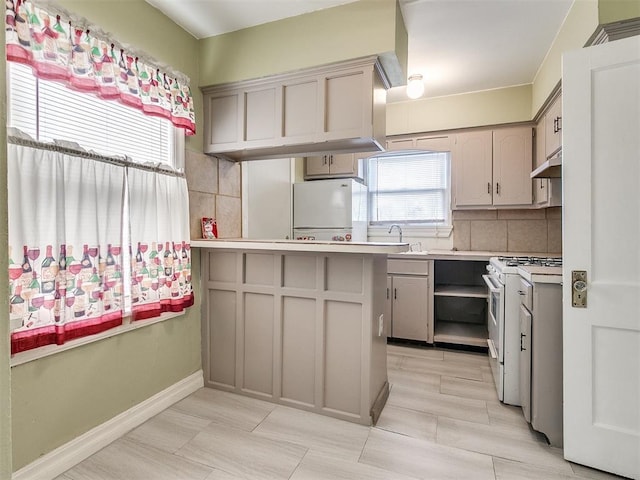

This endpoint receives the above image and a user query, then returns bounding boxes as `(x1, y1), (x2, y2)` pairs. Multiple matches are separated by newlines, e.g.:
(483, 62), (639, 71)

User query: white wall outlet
(378, 314), (384, 336)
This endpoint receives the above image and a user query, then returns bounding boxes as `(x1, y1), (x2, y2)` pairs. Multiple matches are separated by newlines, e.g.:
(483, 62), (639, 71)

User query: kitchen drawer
(387, 259), (430, 276)
(518, 277), (533, 311)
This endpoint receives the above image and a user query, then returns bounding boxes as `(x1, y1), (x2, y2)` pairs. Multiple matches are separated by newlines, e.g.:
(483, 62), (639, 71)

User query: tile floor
(56, 344), (623, 480)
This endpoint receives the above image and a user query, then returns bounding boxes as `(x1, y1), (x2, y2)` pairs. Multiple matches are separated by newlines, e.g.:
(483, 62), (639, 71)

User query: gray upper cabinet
(304, 153), (363, 180)
(202, 56), (388, 161)
(385, 134), (452, 152)
(453, 126), (533, 209)
(543, 93), (562, 158)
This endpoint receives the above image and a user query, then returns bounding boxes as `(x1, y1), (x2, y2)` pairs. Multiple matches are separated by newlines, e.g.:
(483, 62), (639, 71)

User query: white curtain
(8, 142), (126, 353)
(7, 141), (193, 355)
(127, 167), (193, 321)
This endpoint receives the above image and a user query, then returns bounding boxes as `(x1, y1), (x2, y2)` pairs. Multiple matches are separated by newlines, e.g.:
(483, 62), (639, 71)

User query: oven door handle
(482, 274), (501, 293)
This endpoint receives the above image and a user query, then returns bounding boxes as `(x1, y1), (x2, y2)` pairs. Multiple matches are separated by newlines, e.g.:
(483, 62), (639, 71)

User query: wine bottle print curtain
(5, 0), (196, 136)
(7, 142), (193, 354)
(127, 168), (193, 321)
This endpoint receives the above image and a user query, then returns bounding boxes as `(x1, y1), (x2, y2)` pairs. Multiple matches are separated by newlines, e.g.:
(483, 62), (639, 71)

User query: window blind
(8, 62), (174, 166)
(368, 152), (450, 224)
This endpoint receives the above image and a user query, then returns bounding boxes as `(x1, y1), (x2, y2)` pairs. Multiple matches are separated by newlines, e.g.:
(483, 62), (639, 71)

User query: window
(7, 62), (183, 169)
(368, 151), (451, 226)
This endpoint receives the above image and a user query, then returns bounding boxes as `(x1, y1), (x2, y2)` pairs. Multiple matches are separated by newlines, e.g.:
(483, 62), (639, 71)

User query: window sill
(368, 225), (453, 239)
(10, 311), (186, 367)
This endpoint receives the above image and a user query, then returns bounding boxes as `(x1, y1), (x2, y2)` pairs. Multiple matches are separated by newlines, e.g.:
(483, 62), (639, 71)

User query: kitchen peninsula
(191, 239), (408, 425)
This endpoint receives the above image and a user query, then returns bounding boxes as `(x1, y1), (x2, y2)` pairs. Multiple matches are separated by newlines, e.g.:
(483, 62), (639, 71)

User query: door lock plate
(572, 270), (588, 308)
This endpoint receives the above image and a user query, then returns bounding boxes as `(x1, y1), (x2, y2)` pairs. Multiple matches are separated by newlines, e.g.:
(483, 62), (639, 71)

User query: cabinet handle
(554, 117), (562, 133)
(496, 182), (500, 195)
(520, 333), (526, 351)
(394, 288), (397, 300)
(323, 156), (328, 166)
(487, 182), (491, 194)
(386, 287), (389, 300)
(329, 155), (333, 165)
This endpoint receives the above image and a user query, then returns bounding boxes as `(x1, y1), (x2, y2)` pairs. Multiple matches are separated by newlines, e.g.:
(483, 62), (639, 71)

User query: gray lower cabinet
(201, 248), (389, 425)
(386, 258), (433, 343)
(390, 275), (430, 341)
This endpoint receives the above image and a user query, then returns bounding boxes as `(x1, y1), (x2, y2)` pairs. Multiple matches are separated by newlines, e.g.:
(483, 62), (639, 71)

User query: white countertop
(517, 265), (563, 284)
(191, 238), (409, 255)
(388, 250), (559, 262)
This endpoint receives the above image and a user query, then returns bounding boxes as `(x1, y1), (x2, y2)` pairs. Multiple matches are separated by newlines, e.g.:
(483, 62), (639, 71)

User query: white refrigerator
(293, 179), (367, 242)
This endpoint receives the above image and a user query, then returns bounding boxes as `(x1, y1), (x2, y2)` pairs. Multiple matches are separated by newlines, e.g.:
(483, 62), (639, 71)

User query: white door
(242, 158), (294, 239)
(563, 35), (640, 479)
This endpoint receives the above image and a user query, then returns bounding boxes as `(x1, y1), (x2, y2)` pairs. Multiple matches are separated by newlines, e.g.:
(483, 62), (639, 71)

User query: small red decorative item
(201, 218), (217, 239)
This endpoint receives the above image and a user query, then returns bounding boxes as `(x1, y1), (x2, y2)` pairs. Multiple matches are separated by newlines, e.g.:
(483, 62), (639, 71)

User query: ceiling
(145, 0), (573, 102)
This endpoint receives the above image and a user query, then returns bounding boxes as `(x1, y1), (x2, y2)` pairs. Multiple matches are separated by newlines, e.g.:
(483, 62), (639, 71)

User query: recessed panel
(283, 80), (318, 138)
(325, 71), (364, 134)
(208, 251), (237, 283)
(245, 88), (277, 142)
(209, 94), (238, 145)
(283, 255), (316, 289)
(593, 326), (640, 433)
(282, 296), (316, 405)
(326, 255), (363, 294)
(592, 63), (640, 284)
(243, 293), (274, 395)
(324, 301), (362, 415)
(209, 289), (236, 387)
(244, 253), (275, 286)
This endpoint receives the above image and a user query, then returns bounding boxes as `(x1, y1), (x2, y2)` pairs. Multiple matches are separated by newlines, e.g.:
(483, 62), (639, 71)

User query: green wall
(531, 0), (599, 116)
(599, 0), (640, 24)
(386, 84), (533, 135)
(9, 0), (203, 471)
(198, 0), (407, 87)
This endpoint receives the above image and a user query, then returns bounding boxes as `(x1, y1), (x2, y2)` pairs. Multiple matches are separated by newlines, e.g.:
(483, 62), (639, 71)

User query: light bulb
(406, 74), (425, 100)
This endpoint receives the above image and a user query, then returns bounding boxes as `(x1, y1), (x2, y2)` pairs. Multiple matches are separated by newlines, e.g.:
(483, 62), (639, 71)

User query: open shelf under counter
(434, 321), (488, 348)
(433, 284), (488, 298)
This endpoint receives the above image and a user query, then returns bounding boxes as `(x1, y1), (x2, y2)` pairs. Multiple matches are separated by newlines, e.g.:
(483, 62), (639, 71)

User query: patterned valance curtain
(8, 140), (193, 355)
(5, 0), (196, 136)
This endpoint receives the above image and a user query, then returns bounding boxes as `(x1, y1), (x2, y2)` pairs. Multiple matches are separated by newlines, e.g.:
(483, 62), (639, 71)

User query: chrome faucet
(388, 224), (403, 243)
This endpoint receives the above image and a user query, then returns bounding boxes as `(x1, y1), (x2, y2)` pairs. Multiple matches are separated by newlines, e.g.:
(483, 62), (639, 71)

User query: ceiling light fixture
(406, 74), (425, 100)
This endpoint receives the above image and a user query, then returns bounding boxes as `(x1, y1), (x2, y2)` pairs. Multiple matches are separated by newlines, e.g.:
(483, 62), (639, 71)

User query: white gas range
(483, 256), (562, 406)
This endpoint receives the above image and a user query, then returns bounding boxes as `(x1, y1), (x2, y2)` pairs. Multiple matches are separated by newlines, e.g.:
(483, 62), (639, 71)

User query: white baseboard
(12, 370), (204, 480)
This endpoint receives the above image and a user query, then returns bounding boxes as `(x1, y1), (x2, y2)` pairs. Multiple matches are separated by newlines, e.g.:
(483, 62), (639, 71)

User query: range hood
(531, 150), (562, 178)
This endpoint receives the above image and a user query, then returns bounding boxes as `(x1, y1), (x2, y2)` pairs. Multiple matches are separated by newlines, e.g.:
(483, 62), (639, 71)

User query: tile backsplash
(185, 149), (242, 240)
(452, 208), (562, 253)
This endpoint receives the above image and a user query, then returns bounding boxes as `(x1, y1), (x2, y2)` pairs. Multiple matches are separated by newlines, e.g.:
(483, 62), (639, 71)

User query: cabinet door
(535, 118), (546, 168)
(204, 91), (242, 152)
(386, 138), (415, 151)
(329, 153), (357, 175)
(392, 276), (429, 341)
(324, 69), (368, 140)
(492, 126), (533, 206)
(244, 85), (279, 147)
(305, 156), (330, 176)
(282, 78), (319, 143)
(519, 304), (532, 423)
(452, 130), (493, 208)
(545, 93), (562, 158)
(415, 135), (451, 152)
(385, 276), (392, 338)
(533, 178), (549, 205)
